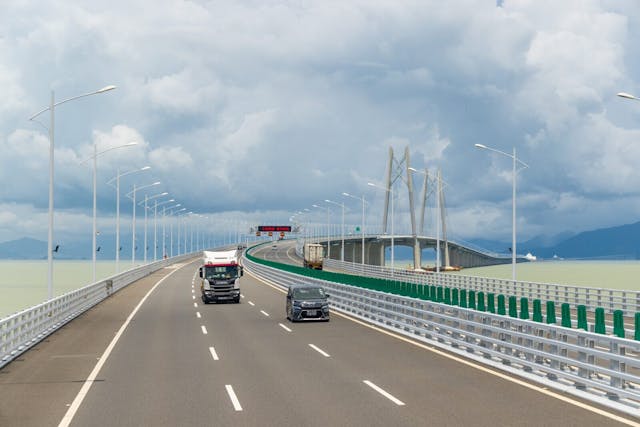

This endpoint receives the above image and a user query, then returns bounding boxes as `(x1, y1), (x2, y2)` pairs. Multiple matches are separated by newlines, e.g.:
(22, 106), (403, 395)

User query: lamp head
(617, 92), (638, 100)
(474, 144), (487, 149)
(97, 85), (117, 93)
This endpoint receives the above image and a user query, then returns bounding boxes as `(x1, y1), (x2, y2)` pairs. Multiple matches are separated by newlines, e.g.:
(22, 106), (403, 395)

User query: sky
(1, 0), (640, 249)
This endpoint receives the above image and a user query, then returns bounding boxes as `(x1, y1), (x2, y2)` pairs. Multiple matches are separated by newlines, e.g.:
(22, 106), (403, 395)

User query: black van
(286, 285), (330, 322)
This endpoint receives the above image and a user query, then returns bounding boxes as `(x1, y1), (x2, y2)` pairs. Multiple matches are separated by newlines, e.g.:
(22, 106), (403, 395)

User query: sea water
(0, 260), (135, 318)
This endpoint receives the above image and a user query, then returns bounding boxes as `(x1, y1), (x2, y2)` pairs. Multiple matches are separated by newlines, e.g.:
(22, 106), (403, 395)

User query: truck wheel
(234, 296), (240, 303)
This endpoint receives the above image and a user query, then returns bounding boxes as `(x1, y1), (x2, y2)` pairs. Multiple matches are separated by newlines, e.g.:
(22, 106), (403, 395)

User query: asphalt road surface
(0, 256), (638, 427)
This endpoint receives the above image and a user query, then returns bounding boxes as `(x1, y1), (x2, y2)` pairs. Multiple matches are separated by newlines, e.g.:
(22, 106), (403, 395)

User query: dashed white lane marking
(201, 325), (208, 335)
(279, 323), (292, 332)
(240, 294), (245, 299)
(209, 346), (219, 361)
(196, 312), (201, 319)
(260, 310), (270, 317)
(192, 289), (195, 293)
(193, 302), (198, 308)
(246, 268), (640, 427)
(225, 385), (243, 411)
(308, 344), (330, 357)
(363, 380), (405, 406)
(248, 301), (255, 306)
(192, 295), (196, 300)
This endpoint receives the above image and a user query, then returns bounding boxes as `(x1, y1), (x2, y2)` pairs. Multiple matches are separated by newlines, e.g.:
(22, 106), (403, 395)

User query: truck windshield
(293, 287), (325, 299)
(205, 265), (238, 280)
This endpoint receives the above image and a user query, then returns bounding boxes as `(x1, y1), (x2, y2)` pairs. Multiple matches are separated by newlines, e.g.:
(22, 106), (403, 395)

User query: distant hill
(523, 221), (640, 260)
(0, 237), (48, 259)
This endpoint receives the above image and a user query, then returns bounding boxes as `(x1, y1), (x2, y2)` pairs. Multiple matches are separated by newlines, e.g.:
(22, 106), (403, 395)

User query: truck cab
(200, 250), (243, 304)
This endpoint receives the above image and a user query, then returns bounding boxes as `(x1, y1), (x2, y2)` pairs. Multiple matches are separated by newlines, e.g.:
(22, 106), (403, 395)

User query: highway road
(0, 253), (637, 426)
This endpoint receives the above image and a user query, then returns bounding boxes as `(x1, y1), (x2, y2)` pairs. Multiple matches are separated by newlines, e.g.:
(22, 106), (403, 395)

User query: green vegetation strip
(245, 247), (640, 340)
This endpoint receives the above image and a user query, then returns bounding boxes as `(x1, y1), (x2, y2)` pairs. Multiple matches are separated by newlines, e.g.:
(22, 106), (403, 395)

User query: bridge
(1, 242), (638, 427)
(309, 234), (518, 269)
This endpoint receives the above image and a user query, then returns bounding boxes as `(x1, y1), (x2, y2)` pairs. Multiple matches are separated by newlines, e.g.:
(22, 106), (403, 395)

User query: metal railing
(244, 255), (640, 417)
(325, 259), (640, 317)
(0, 253), (196, 369)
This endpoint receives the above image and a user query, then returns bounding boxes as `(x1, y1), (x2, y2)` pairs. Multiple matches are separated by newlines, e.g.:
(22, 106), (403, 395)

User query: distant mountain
(523, 221), (640, 260)
(0, 237), (48, 259)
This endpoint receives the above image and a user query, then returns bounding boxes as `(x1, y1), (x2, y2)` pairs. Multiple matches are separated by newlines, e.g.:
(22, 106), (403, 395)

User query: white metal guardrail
(245, 256), (640, 417)
(325, 259), (640, 317)
(0, 253), (196, 369)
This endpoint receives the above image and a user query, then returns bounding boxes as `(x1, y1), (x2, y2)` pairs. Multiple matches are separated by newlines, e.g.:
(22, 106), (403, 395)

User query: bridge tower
(381, 146), (450, 270)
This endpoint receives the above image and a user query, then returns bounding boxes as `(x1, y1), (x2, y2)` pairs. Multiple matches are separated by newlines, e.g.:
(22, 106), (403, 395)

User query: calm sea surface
(2, 259), (640, 319)
(391, 259), (640, 291)
(0, 260), (133, 318)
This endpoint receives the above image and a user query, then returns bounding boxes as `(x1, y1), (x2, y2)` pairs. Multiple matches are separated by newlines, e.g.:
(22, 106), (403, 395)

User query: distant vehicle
(199, 250), (243, 303)
(286, 284), (330, 322)
(272, 245), (277, 250)
(303, 243), (324, 269)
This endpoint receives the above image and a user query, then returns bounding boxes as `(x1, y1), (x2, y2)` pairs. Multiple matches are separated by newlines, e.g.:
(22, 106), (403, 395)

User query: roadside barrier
(0, 253), (196, 369)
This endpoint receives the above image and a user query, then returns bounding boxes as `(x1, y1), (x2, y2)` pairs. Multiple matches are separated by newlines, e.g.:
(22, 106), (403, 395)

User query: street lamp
(127, 181), (161, 265)
(163, 204), (181, 258)
(475, 143), (529, 281)
(325, 199), (345, 261)
(312, 204), (331, 258)
(80, 141), (137, 282)
(107, 166), (151, 273)
(343, 192), (367, 265)
(155, 199), (175, 260)
(29, 85), (116, 299)
(617, 92), (640, 101)
(139, 192), (168, 263)
(368, 182), (394, 272)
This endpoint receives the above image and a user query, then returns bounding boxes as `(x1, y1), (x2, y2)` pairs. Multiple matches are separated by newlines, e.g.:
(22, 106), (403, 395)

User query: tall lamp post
(475, 144), (529, 281)
(325, 199), (345, 261)
(80, 141), (137, 282)
(29, 85), (116, 299)
(127, 181), (161, 266)
(139, 192), (168, 263)
(107, 166), (151, 273)
(368, 182), (394, 272)
(343, 192), (367, 265)
(312, 204), (331, 258)
(155, 199), (176, 259)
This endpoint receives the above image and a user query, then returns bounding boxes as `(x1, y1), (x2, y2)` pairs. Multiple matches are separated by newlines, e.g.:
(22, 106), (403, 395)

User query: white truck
(303, 243), (324, 270)
(199, 250), (243, 303)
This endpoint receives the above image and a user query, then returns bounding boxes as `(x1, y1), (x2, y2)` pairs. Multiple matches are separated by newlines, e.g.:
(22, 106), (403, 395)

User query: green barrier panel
(520, 297), (529, 320)
(546, 301), (556, 324)
(437, 286), (444, 303)
(532, 299), (542, 322)
(613, 310), (625, 338)
(594, 307), (606, 334)
(444, 287), (451, 305)
(635, 313), (640, 341)
(452, 288), (459, 306)
(508, 296), (518, 318)
(577, 305), (588, 331)
(497, 295), (506, 315)
(460, 289), (468, 308)
(468, 290), (476, 310)
(477, 292), (486, 312)
(430, 285), (437, 301)
(561, 303), (572, 328)
(487, 293), (495, 313)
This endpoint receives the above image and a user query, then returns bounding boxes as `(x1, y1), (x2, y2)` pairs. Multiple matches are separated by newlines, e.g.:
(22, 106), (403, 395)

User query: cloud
(0, 0), (639, 247)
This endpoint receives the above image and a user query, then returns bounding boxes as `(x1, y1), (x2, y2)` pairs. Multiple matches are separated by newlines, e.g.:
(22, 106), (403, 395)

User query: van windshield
(293, 287), (325, 299)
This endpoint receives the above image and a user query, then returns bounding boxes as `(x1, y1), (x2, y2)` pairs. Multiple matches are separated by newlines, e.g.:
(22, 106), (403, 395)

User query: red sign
(258, 225), (291, 232)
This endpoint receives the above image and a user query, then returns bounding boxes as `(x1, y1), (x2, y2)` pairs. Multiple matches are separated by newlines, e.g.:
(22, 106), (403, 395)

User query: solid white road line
(279, 323), (292, 332)
(201, 325), (208, 335)
(248, 301), (255, 306)
(196, 312), (201, 318)
(260, 310), (270, 317)
(308, 344), (330, 358)
(57, 263), (186, 427)
(225, 385), (243, 411)
(209, 346), (219, 361)
(363, 380), (405, 406)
